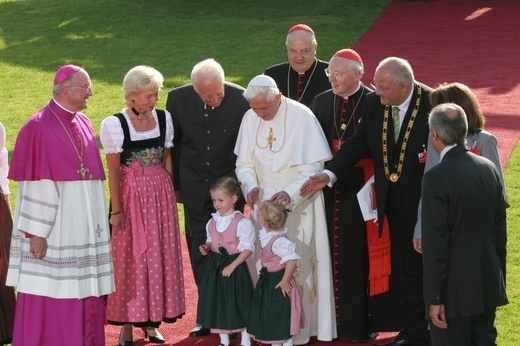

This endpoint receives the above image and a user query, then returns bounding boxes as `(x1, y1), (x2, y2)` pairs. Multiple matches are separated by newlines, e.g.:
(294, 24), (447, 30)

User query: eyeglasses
(69, 85), (93, 93)
(324, 68), (351, 79)
(370, 81), (398, 96)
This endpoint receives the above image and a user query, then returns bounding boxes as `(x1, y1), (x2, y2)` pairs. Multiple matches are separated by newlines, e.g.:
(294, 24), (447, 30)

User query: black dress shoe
(142, 328), (166, 344)
(189, 325), (210, 337)
(347, 332), (379, 344)
(229, 332), (240, 339)
(118, 328), (133, 346)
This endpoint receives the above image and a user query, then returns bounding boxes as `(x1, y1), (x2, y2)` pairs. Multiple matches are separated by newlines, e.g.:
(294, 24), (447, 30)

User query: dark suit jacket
(265, 59), (330, 107)
(326, 83), (432, 234)
(165, 82), (250, 213)
(421, 145), (508, 318)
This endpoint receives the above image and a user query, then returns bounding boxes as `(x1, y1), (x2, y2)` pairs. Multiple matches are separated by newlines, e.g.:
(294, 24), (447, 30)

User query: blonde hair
(123, 65), (164, 107)
(257, 200), (288, 231)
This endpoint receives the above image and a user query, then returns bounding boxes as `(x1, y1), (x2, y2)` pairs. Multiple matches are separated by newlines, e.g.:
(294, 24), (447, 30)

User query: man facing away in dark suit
(165, 58), (250, 337)
(300, 57), (432, 346)
(421, 103), (508, 346)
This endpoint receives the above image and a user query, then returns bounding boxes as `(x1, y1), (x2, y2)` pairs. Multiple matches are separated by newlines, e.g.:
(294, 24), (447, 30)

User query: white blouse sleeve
(164, 110), (174, 149)
(272, 237), (301, 264)
(99, 116), (124, 154)
(0, 122), (9, 194)
(236, 218), (256, 253)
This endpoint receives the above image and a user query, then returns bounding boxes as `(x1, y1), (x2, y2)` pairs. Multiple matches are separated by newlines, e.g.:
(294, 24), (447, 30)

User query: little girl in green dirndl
(247, 200), (306, 346)
(197, 176), (256, 346)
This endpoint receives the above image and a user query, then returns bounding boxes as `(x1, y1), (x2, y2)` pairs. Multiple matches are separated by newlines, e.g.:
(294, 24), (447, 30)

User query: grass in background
(0, 0), (518, 344)
(0, 0), (389, 207)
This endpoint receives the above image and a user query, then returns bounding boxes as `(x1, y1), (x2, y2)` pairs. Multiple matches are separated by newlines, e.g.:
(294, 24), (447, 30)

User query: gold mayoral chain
(255, 99), (287, 153)
(287, 59), (318, 102)
(332, 93), (363, 152)
(382, 84), (422, 183)
(49, 106), (91, 179)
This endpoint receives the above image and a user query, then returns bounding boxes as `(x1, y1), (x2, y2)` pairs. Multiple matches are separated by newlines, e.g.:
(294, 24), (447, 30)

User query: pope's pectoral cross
(77, 163), (90, 179)
(266, 128), (276, 150)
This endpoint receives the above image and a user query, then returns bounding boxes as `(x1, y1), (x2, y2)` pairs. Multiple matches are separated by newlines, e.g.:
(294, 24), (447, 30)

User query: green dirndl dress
(247, 267), (291, 341)
(197, 246), (254, 330)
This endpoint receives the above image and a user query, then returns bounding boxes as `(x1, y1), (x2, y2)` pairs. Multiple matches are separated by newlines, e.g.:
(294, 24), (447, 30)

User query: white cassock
(7, 179), (115, 299)
(235, 97), (337, 344)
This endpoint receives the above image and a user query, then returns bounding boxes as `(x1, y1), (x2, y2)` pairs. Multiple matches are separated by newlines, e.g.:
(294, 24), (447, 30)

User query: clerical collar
(340, 82), (362, 100)
(52, 97), (76, 115)
(204, 103), (214, 110)
(440, 144), (457, 162)
(294, 58), (317, 75)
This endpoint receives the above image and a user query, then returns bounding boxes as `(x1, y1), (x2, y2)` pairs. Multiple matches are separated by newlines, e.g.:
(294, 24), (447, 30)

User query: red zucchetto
(333, 48), (363, 64)
(288, 24), (315, 35)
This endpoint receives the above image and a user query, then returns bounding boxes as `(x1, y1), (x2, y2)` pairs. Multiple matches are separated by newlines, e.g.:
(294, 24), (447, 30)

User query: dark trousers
(184, 207), (213, 289)
(387, 188), (428, 342)
(429, 307), (497, 346)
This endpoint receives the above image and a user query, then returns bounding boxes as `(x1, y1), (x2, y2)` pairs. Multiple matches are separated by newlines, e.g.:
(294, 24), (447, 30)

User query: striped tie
(392, 106), (400, 143)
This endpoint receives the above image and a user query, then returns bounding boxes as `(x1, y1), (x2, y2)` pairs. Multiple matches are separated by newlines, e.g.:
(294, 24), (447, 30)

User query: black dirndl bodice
(115, 110), (167, 167)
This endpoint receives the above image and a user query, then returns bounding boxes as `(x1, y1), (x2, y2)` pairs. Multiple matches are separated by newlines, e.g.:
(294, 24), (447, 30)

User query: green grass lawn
(0, 0), (518, 344)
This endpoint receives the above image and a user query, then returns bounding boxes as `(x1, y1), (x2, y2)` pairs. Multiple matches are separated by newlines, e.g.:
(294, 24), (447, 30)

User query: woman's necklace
(255, 99), (287, 153)
(131, 107), (151, 120)
(332, 93), (363, 152)
(382, 84), (422, 183)
(287, 59), (318, 102)
(48, 106), (91, 180)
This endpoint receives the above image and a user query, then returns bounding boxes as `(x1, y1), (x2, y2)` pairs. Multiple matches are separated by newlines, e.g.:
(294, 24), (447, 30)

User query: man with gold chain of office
(300, 57), (432, 346)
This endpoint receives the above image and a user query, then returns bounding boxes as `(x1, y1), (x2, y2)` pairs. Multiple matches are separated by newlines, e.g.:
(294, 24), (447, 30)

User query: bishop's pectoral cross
(77, 163), (90, 179)
(266, 128), (276, 150)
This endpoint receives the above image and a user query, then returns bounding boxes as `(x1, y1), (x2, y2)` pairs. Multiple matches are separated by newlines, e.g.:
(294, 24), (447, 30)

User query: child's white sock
(219, 333), (230, 346)
(241, 330), (251, 346)
(283, 337), (294, 346)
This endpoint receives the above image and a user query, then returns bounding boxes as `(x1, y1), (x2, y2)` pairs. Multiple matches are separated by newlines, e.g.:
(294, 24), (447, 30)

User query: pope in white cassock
(235, 75), (337, 344)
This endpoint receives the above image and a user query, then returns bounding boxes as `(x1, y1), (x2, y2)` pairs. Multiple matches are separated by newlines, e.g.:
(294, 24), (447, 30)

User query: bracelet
(110, 211), (122, 215)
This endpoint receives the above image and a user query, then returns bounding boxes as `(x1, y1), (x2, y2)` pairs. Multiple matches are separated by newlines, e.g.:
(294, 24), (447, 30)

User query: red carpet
(353, 0), (520, 170)
(105, 1), (520, 345)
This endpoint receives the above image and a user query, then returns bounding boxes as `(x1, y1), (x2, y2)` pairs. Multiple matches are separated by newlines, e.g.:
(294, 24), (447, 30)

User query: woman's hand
(110, 213), (124, 230)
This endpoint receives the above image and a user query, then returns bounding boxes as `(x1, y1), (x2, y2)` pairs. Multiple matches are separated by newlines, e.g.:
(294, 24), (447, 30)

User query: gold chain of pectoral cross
(48, 106), (90, 179)
(255, 99), (288, 153)
(266, 128), (276, 150)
